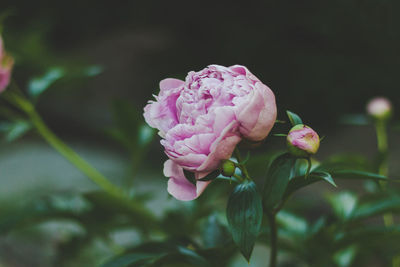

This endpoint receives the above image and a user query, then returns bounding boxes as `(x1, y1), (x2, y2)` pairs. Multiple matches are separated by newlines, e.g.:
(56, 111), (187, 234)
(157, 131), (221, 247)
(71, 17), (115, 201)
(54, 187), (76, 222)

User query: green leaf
(263, 153), (296, 210)
(326, 192), (358, 220)
(0, 193), (91, 234)
(0, 191), (158, 235)
(240, 151), (251, 165)
(83, 65), (104, 77)
(198, 170), (220, 181)
(246, 150), (282, 181)
(309, 216), (327, 236)
(276, 210), (308, 236)
(352, 195), (400, 220)
(183, 170), (196, 185)
(286, 110), (303, 126)
(149, 247), (209, 267)
(101, 241), (210, 267)
(340, 114), (370, 126)
(329, 170), (386, 181)
(226, 181), (263, 262)
(334, 245), (357, 267)
(292, 158), (313, 177)
(84, 191), (158, 231)
(197, 246), (237, 267)
(137, 124), (155, 148)
(202, 213), (230, 248)
(312, 171), (337, 187)
(335, 225), (400, 248)
(101, 253), (158, 267)
(282, 171), (336, 200)
(28, 67), (65, 98)
(0, 120), (32, 142)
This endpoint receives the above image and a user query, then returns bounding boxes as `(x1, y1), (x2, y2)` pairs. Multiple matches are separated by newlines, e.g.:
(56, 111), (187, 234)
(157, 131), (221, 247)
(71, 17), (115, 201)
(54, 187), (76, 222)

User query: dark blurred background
(0, 1), (400, 266)
(2, 0), (400, 130)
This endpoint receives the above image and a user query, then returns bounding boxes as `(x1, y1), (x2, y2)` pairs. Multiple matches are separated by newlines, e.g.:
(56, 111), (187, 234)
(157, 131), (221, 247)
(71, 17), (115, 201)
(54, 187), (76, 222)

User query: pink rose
(144, 64), (277, 201)
(0, 37), (14, 93)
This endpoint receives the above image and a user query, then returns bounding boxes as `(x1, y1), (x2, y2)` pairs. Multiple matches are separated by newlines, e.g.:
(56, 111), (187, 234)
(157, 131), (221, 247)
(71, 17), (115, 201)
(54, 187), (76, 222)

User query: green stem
(267, 212), (277, 267)
(305, 157), (312, 178)
(273, 197), (289, 214)
(234, 148), (251, 180)
(376, 120), (388, 176)
(233, 174), (245, 183)
(375, 120), (394, 227)
(5, 91), (124, 198)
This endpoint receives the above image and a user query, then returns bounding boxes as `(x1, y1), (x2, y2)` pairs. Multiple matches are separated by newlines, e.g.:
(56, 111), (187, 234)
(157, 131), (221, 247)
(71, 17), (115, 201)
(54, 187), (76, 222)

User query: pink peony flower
(144, 65), (277, 201)
(287, 124), (320, 157)
(366, 97), (392, 120)
(0, 37), (14, 93)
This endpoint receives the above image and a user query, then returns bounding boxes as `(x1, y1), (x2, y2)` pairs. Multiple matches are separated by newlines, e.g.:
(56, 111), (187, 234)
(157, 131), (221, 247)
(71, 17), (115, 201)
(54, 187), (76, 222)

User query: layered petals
(144, 64), (277, 200)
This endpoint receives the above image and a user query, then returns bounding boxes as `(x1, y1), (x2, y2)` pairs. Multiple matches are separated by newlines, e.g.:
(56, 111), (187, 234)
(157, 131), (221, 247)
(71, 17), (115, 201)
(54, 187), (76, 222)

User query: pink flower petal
(237, 83), (277, 141)
(164, 160), (210, 201)
(198, 120), (241, 171)
(160, 78), (184, 92)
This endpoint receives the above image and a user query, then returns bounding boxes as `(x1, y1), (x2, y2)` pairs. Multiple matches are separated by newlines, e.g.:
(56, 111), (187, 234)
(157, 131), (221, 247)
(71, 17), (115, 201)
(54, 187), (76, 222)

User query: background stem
(375, 120), (394, 227)
(376, 120), (388, 176)
(6, 91), (124, 198)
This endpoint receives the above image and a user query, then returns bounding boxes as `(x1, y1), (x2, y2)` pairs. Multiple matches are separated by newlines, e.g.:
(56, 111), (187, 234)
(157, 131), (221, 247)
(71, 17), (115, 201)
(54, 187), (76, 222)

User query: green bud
(221, 160), (236, 177)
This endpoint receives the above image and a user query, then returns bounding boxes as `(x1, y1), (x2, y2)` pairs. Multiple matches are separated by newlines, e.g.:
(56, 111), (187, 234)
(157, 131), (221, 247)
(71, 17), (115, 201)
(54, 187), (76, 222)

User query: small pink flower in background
(0, 36), (14, 93)
(366, 97), (392, 120)
(287, 124), (320, 157)
(144, 64), (277, 201)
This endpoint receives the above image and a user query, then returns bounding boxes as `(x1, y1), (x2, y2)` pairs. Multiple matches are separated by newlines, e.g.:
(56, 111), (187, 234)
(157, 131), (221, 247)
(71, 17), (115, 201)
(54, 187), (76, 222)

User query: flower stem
(234, 148), (251, 180)
(233, 174), (245, 183)
(4, 90), (124, 198)
(376, 120), (388, 176)
(267, 212), (277, 267)
(375, 120), (394, 227)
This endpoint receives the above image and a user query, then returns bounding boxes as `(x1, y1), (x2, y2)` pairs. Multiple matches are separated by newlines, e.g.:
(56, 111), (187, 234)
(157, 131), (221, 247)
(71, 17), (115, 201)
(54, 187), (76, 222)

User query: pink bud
(287, 124), (320, 157)
(0, 36), (14, 93)
(366, 97), (392, 120)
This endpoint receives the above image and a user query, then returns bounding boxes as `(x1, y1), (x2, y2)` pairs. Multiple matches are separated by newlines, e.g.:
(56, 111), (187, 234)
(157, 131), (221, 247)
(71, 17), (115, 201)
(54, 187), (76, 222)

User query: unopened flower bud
(0, 36), (14, 93)
(287, 124), (320, 157)
(366, 97), (392, 120)
(221, 160), (236, 177)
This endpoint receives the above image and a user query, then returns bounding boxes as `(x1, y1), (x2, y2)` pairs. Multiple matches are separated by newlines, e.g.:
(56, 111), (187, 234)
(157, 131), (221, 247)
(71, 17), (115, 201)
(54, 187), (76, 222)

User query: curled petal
(198, 120), (241, 172)
(160, 78), (185, 93)
(164, 160), (210, 201)
(237, 82), (277, 141)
